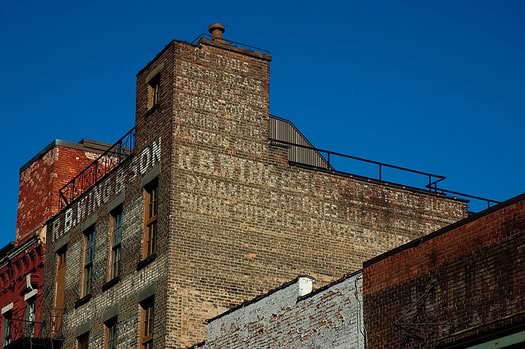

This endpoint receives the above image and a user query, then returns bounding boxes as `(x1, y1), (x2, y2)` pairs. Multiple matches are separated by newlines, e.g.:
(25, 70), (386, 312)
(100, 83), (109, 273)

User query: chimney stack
(208, 23), (225, 43)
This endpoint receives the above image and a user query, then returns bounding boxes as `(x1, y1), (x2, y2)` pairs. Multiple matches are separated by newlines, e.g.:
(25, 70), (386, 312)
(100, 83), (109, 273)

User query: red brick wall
(0, 236), (45, 343)
(363, 194), (525, 348)
(16, 145), (98, 242)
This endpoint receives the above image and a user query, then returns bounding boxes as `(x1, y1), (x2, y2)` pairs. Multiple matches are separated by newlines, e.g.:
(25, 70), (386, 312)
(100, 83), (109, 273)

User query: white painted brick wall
(200, 272), (364, 349)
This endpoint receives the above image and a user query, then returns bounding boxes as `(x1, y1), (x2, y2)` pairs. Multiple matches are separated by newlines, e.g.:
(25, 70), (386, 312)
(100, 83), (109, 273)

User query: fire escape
(3, 315), (63, 349)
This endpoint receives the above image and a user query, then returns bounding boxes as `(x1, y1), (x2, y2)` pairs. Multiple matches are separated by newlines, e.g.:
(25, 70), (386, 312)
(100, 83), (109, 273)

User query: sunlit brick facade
(35, 24), (470, 349)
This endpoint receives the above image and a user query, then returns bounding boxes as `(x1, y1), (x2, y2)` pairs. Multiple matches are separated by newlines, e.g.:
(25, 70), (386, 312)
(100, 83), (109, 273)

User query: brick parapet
(363, 194), (525, 348)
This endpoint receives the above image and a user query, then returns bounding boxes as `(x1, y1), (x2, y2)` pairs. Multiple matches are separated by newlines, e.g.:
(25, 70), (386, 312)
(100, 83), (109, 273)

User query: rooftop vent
(208, 23), (225, 43)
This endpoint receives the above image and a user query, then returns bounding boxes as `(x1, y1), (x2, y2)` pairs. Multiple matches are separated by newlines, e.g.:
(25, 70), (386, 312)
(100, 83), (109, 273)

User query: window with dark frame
(77, 332), (89, 349)
(25, 297), (36, 336)
(2, 311), (11, 348)
(105, 317), (118, 349)
(140, 297), (154, 349)
(147, 74), (160, 110)
(53, 248), (66, 336)
(143, 180), (158, 259)
(82, 226), (95, 298)
(109, 207), (123, 280)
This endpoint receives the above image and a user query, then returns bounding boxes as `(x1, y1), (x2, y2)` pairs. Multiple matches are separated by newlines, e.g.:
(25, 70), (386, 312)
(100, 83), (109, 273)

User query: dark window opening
(147, 75), (160, 110)
(140, 297), (154, 349)
(77, 332), (89, 349)
(82, 226), (95, 297)
(2, 311), (11, 348)
(143, 180), (158, 259)
(109, 207), (123, 280)
(105, 317), (118, 349)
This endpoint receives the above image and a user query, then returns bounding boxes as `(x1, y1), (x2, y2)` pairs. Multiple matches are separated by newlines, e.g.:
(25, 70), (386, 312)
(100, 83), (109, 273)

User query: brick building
(34, 23), (472, 349)
(191, 273), (364, 349)
(0, 235), (46, 349)
(0, 139), (108, 348)
(189, 193), (523, 348)
(363, 192), (525, 348)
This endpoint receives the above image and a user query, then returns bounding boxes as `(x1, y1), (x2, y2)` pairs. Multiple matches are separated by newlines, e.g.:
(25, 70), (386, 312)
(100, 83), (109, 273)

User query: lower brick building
(36, 23), (475, 349)
(0, 139), (108, 348)
(363, 192), (525, 348)
(190, 193), (524, 348)
(0, 233), (47, 348)
(191, 273), (364, 349)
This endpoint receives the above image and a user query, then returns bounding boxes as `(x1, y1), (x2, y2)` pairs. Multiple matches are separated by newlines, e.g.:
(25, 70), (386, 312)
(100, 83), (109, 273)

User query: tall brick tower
(43, 24), (467, 348)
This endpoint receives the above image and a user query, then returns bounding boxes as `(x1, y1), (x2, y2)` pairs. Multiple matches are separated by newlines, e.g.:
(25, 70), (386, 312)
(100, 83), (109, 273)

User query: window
(139, 298), (154, 349)
(104, 317), (118, 349)
(2, 311), (11, 348)
(147, 74), (160, 110)
(53, 249), (66, 335)
(143, 181), (158, 259)
(77, 332), (89, 349)
(109, 207), (123, 280)
(81, 226), (95, 297)
(25, 298), (36, 336)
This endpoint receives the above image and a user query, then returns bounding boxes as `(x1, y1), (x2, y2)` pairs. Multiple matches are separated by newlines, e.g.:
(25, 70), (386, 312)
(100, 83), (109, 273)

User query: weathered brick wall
(166, 39), (467, 347)
(44, 189), (166, 348)
(42, 32), (469, 349)
(363, 194), (525, 348)
(195, 273), (364, 349)
(134, 37), (175, 349)
(42, 44), (174, 349)
(17, 143), (104, 242)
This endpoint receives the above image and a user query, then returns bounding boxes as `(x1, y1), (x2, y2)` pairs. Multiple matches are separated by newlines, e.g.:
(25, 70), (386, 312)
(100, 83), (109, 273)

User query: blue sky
(0, 0), (523, 247)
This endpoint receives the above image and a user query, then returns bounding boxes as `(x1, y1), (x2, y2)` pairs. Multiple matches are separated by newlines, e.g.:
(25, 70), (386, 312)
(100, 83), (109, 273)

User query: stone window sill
(136, 253), (157, 271)
(144, 103), (159, 117)
(102, 276), (120, 291)
(74, 293), (92, 308)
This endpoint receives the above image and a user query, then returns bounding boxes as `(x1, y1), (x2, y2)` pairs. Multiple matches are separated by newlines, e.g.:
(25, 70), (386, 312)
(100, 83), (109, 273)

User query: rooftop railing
(191, 33), (270, 55)
(59, 127), (136, 208)
(269, 117), (499, 211)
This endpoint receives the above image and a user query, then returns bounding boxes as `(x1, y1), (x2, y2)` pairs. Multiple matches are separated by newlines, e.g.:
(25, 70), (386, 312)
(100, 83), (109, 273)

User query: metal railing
(270, 138), (446, 187)
(269, 137), (500, 210)
(191, 33), (270, 55)
(59, 127), (136, 208)
(3, 317), (42, 344)
(3, 315), (65, 349)
(428, 187), (500, 210)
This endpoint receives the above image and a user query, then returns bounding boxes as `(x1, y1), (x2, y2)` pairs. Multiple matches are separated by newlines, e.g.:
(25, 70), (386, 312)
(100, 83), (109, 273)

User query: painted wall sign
(50, 138), (161, 242)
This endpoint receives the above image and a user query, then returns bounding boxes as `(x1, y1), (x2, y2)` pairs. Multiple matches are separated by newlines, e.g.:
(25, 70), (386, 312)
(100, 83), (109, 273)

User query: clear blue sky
(0, 0), (523, 247)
